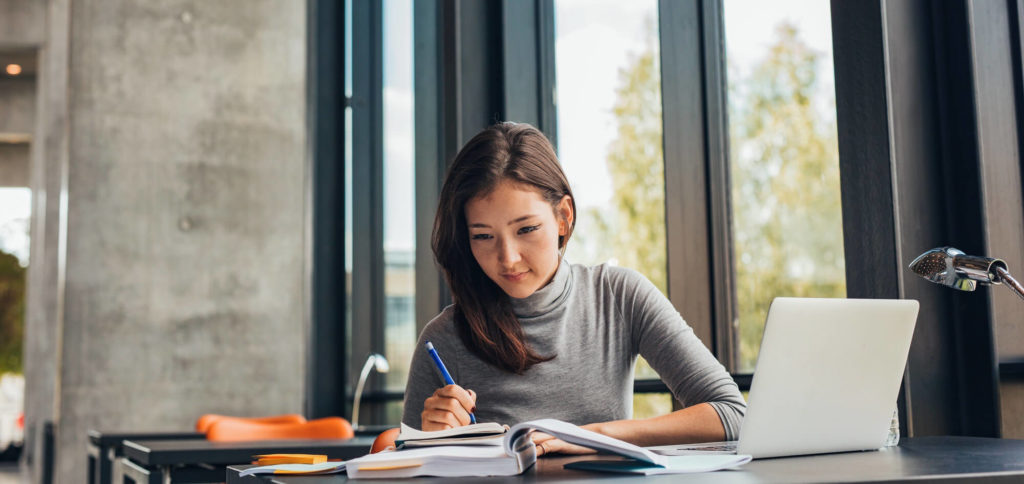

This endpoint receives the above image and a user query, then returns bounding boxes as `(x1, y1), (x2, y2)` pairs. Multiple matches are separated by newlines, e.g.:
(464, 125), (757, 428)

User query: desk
(119, 436), (376, 484)
(87, 430), (203, 484)
(225, 436), (1024, 483)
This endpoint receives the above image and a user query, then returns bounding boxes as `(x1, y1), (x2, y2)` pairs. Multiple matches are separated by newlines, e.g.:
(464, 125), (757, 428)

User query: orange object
(254, 454), (328, 465)
(370, 427), (401, 454)
(206, 416), (354, 442)
(195, 414), (306, 433)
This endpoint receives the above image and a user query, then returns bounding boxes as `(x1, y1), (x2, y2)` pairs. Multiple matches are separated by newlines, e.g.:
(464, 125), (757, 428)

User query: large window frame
(309, 0), (1022, 435)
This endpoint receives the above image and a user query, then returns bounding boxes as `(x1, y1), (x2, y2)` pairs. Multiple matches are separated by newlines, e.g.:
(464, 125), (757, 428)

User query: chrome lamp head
(908, 247), (1007, 291)
(909, 247), (1024, 301)
(352, 353), (390, 430)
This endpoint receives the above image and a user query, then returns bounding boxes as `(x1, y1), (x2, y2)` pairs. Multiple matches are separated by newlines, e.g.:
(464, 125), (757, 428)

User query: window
(723, 0), (846, 372)
(555, 0), (672, 418)
(0, 188), (30, 376)
(381, 0), (416, 423)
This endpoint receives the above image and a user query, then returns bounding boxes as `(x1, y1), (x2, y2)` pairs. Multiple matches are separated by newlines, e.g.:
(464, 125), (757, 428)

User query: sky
(0, 188), (30, 267)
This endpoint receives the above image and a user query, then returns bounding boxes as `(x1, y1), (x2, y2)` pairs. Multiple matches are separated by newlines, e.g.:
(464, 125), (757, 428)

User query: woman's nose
(498, 239), (522, 265)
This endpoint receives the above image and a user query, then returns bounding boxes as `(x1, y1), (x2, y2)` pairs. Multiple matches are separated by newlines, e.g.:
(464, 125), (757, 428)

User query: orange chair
(206, 416), (354, 442)
(370, 428), (401, 453)
(195, 413), (306, 433)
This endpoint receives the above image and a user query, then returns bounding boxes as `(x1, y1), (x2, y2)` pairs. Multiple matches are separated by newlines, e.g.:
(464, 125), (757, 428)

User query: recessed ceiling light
(5, 64), (22, 76)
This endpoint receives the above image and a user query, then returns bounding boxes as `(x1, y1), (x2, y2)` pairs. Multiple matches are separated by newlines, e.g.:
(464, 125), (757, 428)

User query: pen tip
(425, 341), (434, 350)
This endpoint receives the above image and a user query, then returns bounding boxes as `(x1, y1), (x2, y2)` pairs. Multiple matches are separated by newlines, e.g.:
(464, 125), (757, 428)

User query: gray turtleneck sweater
(401, 260), (747, 440)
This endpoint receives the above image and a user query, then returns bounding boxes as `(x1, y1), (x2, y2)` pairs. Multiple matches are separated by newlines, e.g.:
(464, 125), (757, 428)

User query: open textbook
(344, 418), (752, 478)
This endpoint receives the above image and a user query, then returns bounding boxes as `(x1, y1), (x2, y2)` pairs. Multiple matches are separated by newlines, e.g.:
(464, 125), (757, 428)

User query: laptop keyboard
(650, 441), (738, 455)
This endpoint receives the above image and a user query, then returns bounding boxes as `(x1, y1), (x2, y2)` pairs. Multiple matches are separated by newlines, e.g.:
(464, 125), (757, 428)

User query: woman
(402, 122), (745, 455)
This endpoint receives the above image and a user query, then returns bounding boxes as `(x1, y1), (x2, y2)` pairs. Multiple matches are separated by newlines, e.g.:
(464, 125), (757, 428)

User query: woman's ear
(557, 195), (574, 235)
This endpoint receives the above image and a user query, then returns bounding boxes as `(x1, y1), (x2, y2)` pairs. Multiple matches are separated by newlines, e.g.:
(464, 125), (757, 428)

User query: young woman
(402, 122), (745, 455)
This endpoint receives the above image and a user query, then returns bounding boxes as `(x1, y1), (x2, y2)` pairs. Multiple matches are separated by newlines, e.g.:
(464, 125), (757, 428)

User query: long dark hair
(432, 122), (577, 374)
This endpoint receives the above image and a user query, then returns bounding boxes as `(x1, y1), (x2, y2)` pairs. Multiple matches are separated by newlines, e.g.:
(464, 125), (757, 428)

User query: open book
(344, 419), (751, 478)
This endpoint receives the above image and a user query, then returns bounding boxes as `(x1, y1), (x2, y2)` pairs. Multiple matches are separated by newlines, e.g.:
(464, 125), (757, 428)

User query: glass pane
(344, 0), (354, 390)
(724, 1), (846, 372)
(382, 0), (416, 395)
(555, 0), (666, 394)
(0, 188), (30, 378)
(633, 393), (673, 419)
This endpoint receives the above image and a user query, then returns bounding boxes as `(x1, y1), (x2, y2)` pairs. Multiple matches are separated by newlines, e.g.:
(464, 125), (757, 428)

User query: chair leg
(116, 457), (161, 484)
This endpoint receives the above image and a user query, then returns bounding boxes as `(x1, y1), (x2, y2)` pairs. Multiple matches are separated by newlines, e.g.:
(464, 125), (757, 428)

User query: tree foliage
(577, 29), (667, 295)
(0, 249), (25, 374)
(729, 23), (846, 371)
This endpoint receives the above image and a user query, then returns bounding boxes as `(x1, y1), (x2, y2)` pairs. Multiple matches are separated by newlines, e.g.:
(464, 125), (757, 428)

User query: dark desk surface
(226, 436), (1024, 483)
(88, 430), (204, 446)
(123, 437), (377, 466)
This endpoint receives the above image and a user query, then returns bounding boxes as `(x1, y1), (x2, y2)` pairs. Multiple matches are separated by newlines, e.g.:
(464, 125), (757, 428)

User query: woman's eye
(471, 233), (492, 240)
(518, 225), (540, 235)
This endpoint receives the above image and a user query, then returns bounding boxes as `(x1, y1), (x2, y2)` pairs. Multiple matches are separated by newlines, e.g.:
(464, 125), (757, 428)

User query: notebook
(395, 421), (507, 447)
(649, 297), (919, 459)
(345, 418), (751, 478)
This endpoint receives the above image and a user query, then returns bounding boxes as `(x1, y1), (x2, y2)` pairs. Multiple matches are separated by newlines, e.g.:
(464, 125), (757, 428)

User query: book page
(505, 419), (664, 466)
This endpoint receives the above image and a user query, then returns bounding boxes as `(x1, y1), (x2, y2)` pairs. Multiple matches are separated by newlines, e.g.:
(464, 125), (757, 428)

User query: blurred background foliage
(0, 249), (24, 375)
(728, 23), (845, 372)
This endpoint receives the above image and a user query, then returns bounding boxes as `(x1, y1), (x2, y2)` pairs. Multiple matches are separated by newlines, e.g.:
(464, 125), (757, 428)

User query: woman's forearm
(587, 403), (726, 447)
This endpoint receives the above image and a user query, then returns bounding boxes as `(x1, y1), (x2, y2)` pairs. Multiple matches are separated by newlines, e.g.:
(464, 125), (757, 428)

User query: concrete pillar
(23, 1), (308, 482)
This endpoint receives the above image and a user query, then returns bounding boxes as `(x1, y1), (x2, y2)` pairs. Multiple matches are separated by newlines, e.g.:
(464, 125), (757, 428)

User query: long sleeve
(615, 268), (747, 440)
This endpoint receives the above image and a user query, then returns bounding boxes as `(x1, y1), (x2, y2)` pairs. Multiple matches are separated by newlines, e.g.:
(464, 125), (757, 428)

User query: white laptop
(650, 297), (919, 459)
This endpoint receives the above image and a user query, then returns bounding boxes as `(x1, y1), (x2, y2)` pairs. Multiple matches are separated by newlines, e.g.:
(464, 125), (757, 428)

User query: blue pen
(425, 341), (477, 424)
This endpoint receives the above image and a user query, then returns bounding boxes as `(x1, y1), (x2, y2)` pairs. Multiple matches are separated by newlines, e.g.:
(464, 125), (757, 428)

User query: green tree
(729, 23), (846, 371)
(0, 249), (25, 374)
(577, 25), (667, 295)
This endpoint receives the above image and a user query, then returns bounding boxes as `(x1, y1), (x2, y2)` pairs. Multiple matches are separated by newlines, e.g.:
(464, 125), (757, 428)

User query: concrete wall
(0, 78), (36, 135)
(0, 143), (30, 186)
(23, 1), (308, 482)
(0, 0), (45, 46)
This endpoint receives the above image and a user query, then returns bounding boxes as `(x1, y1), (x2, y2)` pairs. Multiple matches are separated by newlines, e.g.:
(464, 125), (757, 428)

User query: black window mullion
(657, 0), (717, 356)
(699, 0), (737, 372)
(350, 0), (385, 424)
(413, 0), (448, 336)
(306, 0), (347, 420)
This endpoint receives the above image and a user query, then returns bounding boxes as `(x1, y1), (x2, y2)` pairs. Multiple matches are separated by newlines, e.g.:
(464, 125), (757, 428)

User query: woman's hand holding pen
(421, 384), (477, 431)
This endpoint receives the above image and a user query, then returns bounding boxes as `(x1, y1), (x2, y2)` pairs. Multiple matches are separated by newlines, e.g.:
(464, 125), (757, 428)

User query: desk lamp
(909, 247), (1024, 301)
(352, 353), (390, 430)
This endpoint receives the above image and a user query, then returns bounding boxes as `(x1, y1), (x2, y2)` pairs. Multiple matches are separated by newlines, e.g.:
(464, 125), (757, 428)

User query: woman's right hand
(421, 384), (477, 430)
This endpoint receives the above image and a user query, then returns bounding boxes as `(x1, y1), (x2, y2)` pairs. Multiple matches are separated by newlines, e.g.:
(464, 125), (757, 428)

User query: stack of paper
(238, 461), (347, 477)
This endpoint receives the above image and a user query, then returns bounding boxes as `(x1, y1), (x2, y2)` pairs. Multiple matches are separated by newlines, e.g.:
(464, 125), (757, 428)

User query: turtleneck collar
(508, 258), (572, 319)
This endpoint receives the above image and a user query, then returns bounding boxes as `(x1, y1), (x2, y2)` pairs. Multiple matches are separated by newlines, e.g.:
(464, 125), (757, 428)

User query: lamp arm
(994, 266), (1024, 302)
(351, 357), (376, 429)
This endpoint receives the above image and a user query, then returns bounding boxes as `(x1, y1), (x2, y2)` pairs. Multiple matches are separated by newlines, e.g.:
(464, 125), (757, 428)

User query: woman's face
(464, 180), (572, 299)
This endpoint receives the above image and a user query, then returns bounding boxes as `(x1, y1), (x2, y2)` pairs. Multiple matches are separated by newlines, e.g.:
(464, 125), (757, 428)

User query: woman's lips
(502, 271), (529, 282)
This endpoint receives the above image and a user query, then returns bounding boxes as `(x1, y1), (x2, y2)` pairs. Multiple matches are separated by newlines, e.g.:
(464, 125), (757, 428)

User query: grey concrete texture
(0, 79), (36, 135)
(22, 0), (309, 483)
(0, 144), (29, 187)
(21, 0), (69, 482)
(0, 0), (45, 47)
